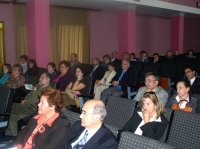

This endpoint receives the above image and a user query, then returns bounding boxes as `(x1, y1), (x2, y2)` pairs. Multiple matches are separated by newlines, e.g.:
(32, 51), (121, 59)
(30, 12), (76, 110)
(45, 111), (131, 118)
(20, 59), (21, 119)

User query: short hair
(177, 80), (191, 88)
(108, 62), (115, 68)
(122, 59), (130, 65)
(103, 54), (111, 61)
(47, 62), (57, 71)
(145, 72), (159, 82)
(141, 92), (164, 118)
(59, 60), (70, 68)
(41, 88), (65, 112)
(13, 64), (23, 73)
(71, 53), (78, 58)
(153, 53), (159, 56)
(92, 101), (107, 121)
(3, 63), (12, 74)
(20, 55), (28, 61)
(93, 57), (100, 62)
(28, 59), (38, 68)
(184, 66), (196, 72)
(40, 71), (51, 80)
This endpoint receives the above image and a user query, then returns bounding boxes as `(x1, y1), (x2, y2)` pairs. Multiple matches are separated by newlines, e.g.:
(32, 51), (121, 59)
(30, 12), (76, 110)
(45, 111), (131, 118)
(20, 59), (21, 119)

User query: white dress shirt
(175, 95), (189, 109)
(190, 77), (196, 86)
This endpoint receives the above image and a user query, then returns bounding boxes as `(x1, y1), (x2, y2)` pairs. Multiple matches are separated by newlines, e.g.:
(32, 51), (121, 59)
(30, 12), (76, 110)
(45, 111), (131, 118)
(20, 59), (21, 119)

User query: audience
(0, 63), (12, 85)
(14, 88), (71, 149)
(70, 53), (81, 73)
(129, 52), (137, 63)
(6, 64), (25, 89)
(19, 55), (29, 74)
(5, 72), (51, 137)
(94, 62), (116, 99)
(101, 59), (133, 103)
(122, 52), (130, 60)
(63, 100), (118, 149)
(184, 66), (200, 94)
(138, 50), (149, 63)
(134, 72), (168, 106)
(120, 92), (168, 140)
(153, 53), (161, 63)
(186, 49), (196, 59)
(54, 60), (74, 91)
(166, 80), (197, 113)
(110, 50), (121, 67)
(165, 50), (174, 60)
(26, 59), (39, 76)
(89, 57), (105, 94)
(65, 66), (89, 108)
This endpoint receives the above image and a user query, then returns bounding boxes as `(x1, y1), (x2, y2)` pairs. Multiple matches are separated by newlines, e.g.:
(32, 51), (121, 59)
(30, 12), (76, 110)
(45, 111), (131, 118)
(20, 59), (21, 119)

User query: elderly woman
(120, 92), (168, 140)
(54, 60), (74, 91)
(94, 62), (116, 99)
(6, 64), (25, 89)
(166, 80), (197, 113)
(65, 65), (89, 109)
(14, 88), (71, 149)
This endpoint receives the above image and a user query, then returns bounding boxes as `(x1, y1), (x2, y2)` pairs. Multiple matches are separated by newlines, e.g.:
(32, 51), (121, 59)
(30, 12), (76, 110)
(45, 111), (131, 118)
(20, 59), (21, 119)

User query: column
(118, 9), (136, 57)
(27, 0), (50, 67)
(171, 13), (184, 54)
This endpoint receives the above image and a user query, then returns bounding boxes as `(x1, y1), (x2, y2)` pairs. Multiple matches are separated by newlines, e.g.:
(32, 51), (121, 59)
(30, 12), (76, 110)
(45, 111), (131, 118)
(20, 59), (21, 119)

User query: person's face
(123, 53), (129, 60)
(19, 58), (26, 65)
(92, 59), (99, 65)
(70, 54), (77, 63)
(145, 75), (158, 90)
(80, 102), (98, 129)
(153, 55), (159, 61)
(111, 51), (117, 58)
(142, 98), (157, 115)
(108, 65), (114, 72)
(29, 62), (34, 68)
(38, 95), (54, 116)
(177, 82), (189, 98)
(121, 60), (129, 70)
(39, 74), (50, 86)
(75, 68), (83, 78)
(59, 64), (68, 74)
(47, 65), (54, 74)
(185, 68), (195, 80)
(3, 65), (9, 73)
(12, 67), (20, 77)
(103, 58), (110, 64)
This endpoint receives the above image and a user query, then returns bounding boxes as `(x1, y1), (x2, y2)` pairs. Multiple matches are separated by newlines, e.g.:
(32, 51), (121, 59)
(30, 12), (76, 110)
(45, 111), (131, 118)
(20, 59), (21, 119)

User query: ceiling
(1, 0), (200, 18)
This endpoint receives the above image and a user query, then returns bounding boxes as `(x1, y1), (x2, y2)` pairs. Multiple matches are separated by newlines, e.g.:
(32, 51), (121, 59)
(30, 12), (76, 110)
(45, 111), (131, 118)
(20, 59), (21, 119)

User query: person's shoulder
(138, 86), (146, 92)
(54, 113), (71, 126)
(160, 113), (169, 124)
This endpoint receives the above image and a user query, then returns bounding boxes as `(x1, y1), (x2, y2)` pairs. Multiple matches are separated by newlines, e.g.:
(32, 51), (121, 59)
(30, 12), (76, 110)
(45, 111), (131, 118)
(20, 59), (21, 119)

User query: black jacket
(64, 120), (118, 149)
(15, 114), (71, 149)
(191, 77), (200, 94)
(120, 110), (168, 140)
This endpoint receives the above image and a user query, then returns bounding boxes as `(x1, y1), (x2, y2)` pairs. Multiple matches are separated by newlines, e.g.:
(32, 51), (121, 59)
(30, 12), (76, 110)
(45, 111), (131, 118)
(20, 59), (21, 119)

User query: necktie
(118, 70), (125, 81)
(73, 130), (88, 149)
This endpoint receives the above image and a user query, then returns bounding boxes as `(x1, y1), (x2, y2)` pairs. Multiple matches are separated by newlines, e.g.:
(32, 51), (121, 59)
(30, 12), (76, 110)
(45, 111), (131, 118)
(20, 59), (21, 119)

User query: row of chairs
(64, 96), (200, 149)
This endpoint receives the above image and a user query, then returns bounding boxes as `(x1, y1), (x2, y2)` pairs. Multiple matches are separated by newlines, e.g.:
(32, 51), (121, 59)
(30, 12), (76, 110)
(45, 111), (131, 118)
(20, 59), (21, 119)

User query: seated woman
(26, 59), (39, 76)
(14, 88), (71, 149)
(54, 60), (74, 91)
(120, 92), (168, 140)
(94, 62), (116, 99)
(6, 64), (25, 89)
(0, 63), (12, 85)
(166, 80), (197, 113)
(65, 65), (89, 108)
(47, 62), (57, 81)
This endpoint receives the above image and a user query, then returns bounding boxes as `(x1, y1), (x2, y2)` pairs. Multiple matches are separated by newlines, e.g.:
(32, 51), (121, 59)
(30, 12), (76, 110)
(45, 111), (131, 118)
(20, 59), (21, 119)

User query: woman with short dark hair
(0, 63), (12, 85)
(15, 88), (71, 149)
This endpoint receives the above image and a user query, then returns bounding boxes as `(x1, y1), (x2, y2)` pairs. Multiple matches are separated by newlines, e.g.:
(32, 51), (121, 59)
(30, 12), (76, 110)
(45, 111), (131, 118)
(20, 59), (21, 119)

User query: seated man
(134, 72), (168, 106)
(101, 59), (133, 104)
(5, 72), (51, 137)
(64, 100), (118, 149)
(184, 66), (200, 94)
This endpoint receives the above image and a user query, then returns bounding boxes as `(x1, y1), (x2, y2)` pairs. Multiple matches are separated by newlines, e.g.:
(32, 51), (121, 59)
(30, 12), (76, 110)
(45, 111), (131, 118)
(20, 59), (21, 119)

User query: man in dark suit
(70, 53), (81, 74)
(184, 66), (200, 94)
(64, 100), (118, 149)
(111, 50), (121, 71)
(101, 59), (134, 104)
(90, 57), (105, 94)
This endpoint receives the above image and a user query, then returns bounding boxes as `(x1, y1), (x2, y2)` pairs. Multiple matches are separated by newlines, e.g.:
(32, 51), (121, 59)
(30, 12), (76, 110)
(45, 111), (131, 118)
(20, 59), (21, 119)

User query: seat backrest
(62, 109), (80, 125)
(104, 96), (136, 128)
(118, 132), (176, 149)
(0, 85), (13, 114)
(159, 77), (171, 91)
(141, 63), (160, 82)
(104, 123), (119, 138)
(160, 108), (173, 142)
(167, 111), (200, 149)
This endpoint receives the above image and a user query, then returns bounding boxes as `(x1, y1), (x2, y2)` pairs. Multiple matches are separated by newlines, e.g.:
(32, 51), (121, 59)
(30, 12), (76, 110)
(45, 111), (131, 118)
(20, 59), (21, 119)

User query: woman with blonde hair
(120, 92), (168, 140)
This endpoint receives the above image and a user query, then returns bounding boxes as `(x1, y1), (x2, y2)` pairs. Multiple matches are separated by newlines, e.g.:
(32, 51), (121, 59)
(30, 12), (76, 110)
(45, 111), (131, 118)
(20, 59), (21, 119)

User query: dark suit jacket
(64, 120), (118, 149)
(120, 110), (168, 140)
(90, 65), (105, 94)
(15, 114), (71, 149)
(191, 77), (200, 94)
(111, 67), (135, 97)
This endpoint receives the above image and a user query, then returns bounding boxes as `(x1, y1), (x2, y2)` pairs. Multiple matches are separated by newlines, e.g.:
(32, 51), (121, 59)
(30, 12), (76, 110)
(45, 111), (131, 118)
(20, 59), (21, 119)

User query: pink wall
(88, 11), (118, 61)
(184, 19), (200, 52)
(163, 0), (198, 7)
(0, 3), (16, 65)
(136, 15), (171, 57)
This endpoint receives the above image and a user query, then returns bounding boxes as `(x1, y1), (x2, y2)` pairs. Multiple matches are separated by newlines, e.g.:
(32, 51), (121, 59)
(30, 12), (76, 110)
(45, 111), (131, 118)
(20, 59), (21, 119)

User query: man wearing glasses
(64, 100), (117, 149)
(134, 72), (168, 106)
